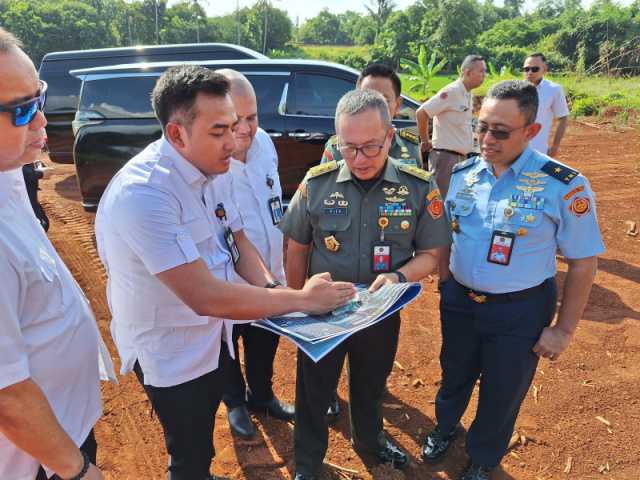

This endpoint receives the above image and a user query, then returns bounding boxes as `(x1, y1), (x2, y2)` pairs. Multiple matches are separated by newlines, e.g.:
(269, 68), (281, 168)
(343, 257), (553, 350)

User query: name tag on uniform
(224, 227), (241, 265)
(268, 196), (283, 225)
(487, 230), (515, 266)
(372, 243), (392, 273)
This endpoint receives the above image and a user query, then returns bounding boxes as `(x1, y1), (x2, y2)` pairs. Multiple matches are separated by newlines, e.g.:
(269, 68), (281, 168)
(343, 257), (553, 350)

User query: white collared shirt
(423, 78), (474, 155)
(0, 169), (102, 480)
(229, 128), (285, 285)
(530, 78), (570, 154)
(96, 138), (244, 388)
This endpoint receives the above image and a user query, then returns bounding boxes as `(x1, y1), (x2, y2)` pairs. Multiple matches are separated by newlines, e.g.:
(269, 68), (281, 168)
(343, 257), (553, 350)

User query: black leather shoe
(375, 438), (409, 469)
(293, 473), (315, 480)
(227, 405), (256, 439)
(326, 394), (340, 422)
(459, 463), (493, 480)
(355, 438), (409, 470)
(247, 396), (295, 421)
(421, 424), (459, 463)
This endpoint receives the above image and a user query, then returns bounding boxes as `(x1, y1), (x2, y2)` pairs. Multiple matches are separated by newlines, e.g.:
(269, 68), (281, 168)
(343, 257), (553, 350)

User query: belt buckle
(468, 291), (487, 303)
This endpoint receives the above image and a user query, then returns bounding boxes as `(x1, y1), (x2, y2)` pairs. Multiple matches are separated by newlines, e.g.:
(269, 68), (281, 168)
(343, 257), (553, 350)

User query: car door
(278, 70), (356, 198)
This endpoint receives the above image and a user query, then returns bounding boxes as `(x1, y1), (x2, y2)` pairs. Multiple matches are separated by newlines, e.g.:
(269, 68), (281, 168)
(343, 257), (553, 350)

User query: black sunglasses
(0, 80), (48, 127)
(475, 123), (528, 140)
(523, 66), (541, 73)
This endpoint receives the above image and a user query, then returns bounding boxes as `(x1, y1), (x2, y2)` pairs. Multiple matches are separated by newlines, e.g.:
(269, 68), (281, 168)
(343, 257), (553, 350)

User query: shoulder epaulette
(398, 163), (433, 181)
(451, 157), (477, 174)
(307, 160), (338, 179)
(540, 160), (579, 184)
(398, 128), (419, 144)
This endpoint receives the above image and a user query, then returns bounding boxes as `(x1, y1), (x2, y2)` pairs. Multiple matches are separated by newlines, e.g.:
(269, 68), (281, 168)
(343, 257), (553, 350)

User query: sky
(194, 0), (632, 25)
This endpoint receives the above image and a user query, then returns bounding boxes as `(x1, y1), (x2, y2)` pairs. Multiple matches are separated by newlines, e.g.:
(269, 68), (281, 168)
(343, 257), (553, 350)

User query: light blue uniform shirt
(447, 147), (605, 293)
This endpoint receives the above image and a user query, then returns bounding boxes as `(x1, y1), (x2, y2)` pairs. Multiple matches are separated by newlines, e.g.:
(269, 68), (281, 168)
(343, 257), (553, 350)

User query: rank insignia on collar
(540, 161), (579, 185)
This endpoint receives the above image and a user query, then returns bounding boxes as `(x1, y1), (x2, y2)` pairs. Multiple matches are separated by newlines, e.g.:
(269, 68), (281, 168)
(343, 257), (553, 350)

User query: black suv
(71, 59), (420, 209)
(39, 43), (266, 164)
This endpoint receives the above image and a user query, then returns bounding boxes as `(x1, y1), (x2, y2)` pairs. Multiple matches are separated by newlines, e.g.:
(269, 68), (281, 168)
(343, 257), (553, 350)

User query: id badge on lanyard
(266, 174), (283, 225)
(487, 230), (515, 266)
(215, 202), (241, 265)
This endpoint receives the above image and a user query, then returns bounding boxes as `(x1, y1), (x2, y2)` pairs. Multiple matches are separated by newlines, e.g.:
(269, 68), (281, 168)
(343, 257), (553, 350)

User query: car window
(288, 73), (354, 117)
(44, 74), (82, 114)
(79, 76), (158, 118)
(397, 97), (417, 121)
(244, 73), (288, 117)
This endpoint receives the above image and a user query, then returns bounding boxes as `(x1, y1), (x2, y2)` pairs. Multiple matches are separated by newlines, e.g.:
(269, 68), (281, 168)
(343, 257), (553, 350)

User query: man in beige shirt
(416, 55), (486, 196)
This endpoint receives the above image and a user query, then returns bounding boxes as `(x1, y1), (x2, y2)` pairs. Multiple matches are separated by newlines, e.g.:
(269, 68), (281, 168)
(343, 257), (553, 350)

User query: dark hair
(0, 27), (22, 53)
(461, 55), (485, 72)
(526, 52), (546, 63)
(357, 63), (401, 98)
(151, 65), (230, 132)
(485, 80), (539, 124)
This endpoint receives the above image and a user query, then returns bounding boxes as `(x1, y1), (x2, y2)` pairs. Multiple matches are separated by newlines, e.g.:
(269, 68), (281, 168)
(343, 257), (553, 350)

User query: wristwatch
(394, 271), (407, 283)
(264, 280), (282, 289)
(66, 451), (90, 480)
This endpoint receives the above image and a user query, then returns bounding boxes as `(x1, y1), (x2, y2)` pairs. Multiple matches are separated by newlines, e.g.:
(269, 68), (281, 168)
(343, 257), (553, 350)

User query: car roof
(70, 58), (360, 78)
(42, 43), (267, 62)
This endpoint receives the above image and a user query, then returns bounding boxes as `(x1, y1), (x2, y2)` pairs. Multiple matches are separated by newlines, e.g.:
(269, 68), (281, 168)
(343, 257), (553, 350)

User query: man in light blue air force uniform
(421, 80), (604, 480)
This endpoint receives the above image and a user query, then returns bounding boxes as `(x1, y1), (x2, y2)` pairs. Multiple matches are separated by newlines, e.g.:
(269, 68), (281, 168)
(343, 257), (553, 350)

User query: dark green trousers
(294, 312), (401, 476)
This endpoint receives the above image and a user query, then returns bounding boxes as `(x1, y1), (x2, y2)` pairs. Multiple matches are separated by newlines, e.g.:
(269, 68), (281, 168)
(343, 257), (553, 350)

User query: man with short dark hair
(421, 80), (603, 480)
(416, 54), (486, 196)
(321, 63), (423, 169)
(96, 65), (355, 480)
(523, 53), (569, 158)
(0, 27), (107, 480)
(282, 89), (450, 480)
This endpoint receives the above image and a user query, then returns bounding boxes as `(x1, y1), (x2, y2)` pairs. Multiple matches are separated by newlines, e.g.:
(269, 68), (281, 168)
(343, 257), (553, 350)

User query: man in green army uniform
(321, 63), (423, 169)
(281, 89), (451, 480)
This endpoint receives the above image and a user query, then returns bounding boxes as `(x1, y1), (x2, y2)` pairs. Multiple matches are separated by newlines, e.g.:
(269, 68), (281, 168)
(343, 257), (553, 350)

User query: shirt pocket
(183, 217), (213, 245)
(317, 215), (352, 254)
(450, 198), (475, 218)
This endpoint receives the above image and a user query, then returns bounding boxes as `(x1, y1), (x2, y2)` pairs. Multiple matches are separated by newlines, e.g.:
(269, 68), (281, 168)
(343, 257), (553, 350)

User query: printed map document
(253, 282), (422, 362)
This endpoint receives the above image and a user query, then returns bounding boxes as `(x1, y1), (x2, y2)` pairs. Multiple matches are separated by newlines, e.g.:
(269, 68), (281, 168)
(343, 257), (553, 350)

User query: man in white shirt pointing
(523, 53), (570, 158)
(95, 65), (355, 480)
(216, 69), (294, 439)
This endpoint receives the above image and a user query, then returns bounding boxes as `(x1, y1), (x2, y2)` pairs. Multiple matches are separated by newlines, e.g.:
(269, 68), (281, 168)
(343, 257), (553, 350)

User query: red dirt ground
(39, 121), (640, 480)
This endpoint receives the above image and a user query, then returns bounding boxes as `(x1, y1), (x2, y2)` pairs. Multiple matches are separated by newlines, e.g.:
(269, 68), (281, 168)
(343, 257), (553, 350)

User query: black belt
(455, 278), (550, 304)
(432, 148), (466, 157)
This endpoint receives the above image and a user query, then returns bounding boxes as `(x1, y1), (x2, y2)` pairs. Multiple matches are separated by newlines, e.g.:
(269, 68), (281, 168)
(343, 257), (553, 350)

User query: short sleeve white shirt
(423, 79), (474, 155)
(0, 169), (102, 480)
(530, 79), (570, 154)
(95, 138), (244, 388)
(228, 128), (285, 284)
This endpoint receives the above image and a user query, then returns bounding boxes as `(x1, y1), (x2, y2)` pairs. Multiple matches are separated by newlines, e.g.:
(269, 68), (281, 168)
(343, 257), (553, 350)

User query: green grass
(298, 44), (372, 62)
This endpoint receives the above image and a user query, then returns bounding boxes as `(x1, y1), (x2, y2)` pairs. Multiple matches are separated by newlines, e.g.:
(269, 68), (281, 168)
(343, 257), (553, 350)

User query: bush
(334, 52), (368, 70)
(571, 97), (604, 116)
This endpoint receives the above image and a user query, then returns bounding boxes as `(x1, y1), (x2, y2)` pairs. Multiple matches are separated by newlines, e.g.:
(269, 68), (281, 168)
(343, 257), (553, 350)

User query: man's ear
(166, 122), (186, 149)
(525, 122), (542, 141)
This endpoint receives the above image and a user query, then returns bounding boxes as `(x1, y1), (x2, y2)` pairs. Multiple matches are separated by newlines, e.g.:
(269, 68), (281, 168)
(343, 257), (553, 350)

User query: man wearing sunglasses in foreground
(421, 80), (603, 480)
(0, 28), (106, 480)
(523, 53), (569, 158)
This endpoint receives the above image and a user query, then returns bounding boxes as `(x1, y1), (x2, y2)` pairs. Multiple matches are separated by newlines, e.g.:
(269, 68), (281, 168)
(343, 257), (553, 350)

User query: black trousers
(294, 312), (401, 477)
(435, 278), (557, 468)
(133, 344), (231, 480)
(223, 323), (280, 408)
(36, 430), (97, 479)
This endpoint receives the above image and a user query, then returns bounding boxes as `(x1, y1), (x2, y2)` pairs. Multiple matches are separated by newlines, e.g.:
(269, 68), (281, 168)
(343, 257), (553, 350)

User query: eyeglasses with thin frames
(338, 135), (388, 159)
(0, 80), (48, 127)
